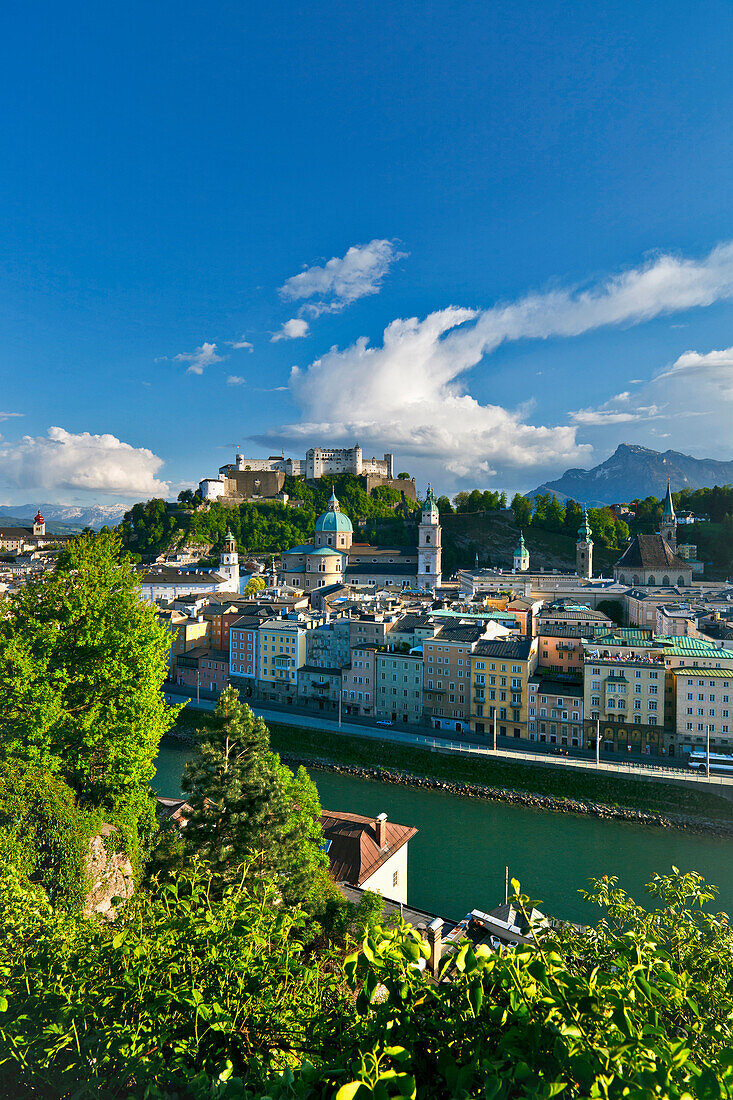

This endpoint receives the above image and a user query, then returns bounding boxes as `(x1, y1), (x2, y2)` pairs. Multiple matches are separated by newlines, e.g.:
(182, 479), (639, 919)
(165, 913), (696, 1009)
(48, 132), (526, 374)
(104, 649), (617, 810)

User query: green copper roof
(515, 531), (527, 555)
(315, 490), (354, 534)
(422, 483), (439, 512)
(577, 506), (593, 541)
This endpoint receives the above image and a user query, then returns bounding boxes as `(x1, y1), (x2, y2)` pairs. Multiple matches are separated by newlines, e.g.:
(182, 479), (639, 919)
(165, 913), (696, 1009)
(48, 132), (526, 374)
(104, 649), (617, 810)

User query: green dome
(314, 491), (353, 534)
(315, 510), (353, 533)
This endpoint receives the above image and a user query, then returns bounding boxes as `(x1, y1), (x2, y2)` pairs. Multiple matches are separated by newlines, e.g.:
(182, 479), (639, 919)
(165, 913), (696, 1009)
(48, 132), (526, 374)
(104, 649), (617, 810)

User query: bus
(687, 750), (733, 775)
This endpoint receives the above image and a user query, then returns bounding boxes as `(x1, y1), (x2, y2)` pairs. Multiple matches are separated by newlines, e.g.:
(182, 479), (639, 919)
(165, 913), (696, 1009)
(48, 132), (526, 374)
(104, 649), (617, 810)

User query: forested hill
(118, 474), (419, 560)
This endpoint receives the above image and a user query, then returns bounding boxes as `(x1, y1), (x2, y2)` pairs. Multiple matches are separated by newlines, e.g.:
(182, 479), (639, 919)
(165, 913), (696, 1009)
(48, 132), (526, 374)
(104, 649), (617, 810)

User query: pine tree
(180, 689), (327, 901)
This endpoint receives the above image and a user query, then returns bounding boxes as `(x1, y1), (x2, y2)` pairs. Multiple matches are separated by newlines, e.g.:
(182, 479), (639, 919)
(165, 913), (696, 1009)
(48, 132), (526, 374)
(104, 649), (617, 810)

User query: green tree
(243, 575), (266, 596)
(437, 495), (454, 514)
(0, 531), (177, 843)
(511, 492), (533, 528)
(397, 471), (410, 479)
(177, 689), (327, 905)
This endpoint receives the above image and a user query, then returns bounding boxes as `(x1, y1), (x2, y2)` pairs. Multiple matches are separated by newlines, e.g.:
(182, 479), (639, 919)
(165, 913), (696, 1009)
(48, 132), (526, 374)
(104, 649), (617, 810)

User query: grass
(168, 709), (733, 826)
(265, 722), (733, 826)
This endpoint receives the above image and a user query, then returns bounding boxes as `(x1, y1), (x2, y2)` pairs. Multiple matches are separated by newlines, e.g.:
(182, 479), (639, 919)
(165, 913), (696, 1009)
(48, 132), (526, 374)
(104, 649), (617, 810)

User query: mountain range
(529, 444), (733, 506)
(0, 502), (128, 532)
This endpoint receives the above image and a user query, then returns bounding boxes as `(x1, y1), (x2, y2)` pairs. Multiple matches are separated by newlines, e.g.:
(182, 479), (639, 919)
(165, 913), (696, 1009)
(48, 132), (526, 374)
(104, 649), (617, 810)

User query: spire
(423, 482), (438, 512)
(578, 506), (593, 542)
(516, 530), (526, 553)
(328, 487), (340, 512)
(662, 479), (675, 519)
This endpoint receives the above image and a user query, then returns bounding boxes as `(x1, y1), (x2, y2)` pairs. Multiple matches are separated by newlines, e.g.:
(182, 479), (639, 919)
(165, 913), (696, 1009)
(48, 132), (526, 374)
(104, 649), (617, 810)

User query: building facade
(528, 677), (584, 747)
(469, 637), (538, 738)
(375, 648), (424, 724)
(305, 445), (394, 480)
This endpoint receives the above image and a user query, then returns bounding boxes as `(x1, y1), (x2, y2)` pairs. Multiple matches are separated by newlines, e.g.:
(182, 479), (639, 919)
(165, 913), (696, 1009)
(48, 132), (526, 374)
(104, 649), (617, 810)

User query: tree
(243, 575), (266, 596)
(397, 471), (410, 479)
(597, 598), (624, 625)
(0, 531), (176, 843)
(437, 495), (454, 515)
(511, 492), (533, 528)
(178, 689), (327, 904)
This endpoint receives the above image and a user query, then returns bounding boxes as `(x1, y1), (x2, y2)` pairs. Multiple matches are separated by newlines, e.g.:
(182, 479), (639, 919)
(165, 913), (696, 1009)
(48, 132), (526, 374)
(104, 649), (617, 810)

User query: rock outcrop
(83, 824), (134, 921)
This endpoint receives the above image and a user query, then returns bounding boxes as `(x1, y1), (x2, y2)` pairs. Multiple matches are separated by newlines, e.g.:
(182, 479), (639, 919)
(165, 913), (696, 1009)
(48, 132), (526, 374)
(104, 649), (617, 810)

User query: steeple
(659, 479), (677, 551)
(576, 506), (593, 579)
(219, 527), (239, 591)
(418, 483), (442, 589)
(513, 531), (529, 572)
(328, 488), (340, 512)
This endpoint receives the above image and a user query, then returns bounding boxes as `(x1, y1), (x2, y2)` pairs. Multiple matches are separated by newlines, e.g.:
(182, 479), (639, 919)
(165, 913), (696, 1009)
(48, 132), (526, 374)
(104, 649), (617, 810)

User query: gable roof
(320, 810), (417, 887)
(615, 533), (688, 571)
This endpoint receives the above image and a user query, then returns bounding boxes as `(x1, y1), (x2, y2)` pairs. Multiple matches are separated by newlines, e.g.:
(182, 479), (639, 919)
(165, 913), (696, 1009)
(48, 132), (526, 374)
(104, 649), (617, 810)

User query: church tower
(219, 527), (239, 590)
(660, 479), (677, 551)
(33, 509), (45, 537)
(513, 531), (529, 572)
(576, 507), (593, 579)
(418, 484), (442, 589)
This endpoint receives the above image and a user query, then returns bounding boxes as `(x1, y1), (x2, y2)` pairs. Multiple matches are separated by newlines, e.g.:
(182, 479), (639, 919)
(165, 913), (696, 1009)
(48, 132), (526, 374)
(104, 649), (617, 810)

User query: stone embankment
(279, 753), (733, 839)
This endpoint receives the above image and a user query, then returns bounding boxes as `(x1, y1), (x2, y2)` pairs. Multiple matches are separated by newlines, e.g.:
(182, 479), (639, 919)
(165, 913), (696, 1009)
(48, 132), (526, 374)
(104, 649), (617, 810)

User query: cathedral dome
(314, 491), (353, 534)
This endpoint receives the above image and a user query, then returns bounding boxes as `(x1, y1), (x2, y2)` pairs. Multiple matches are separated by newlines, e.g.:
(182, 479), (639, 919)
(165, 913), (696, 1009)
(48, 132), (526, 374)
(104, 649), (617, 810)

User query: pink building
(176, 647), (230, 694)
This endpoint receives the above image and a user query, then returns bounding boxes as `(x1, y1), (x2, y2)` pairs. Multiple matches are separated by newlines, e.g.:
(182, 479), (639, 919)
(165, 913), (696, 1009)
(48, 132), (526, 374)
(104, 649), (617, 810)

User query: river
(153, 743), (733, 926)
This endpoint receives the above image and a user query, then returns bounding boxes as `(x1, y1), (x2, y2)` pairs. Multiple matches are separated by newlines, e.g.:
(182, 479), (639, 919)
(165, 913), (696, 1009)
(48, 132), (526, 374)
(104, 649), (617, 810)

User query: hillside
(530, 443), (733, 505)
(440, 510), (619, 574)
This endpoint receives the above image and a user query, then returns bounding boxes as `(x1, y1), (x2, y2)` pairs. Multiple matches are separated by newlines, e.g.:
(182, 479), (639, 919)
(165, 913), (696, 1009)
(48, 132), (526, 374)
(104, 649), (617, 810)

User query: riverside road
(163, 685), (733, 793)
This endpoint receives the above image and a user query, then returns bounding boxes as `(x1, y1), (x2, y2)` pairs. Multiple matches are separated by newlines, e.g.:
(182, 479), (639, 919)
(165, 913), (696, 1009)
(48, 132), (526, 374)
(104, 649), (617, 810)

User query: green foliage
(436, 495), (454, 515)
(510, 492), (532, 528)
(1, 865), (731, 1097)
(0, 859), (346, 1098)
(164, 690), (328, 907)
(509, 493), (629, 549)
(454, 489), (506, 514)
(0, 530), (179, 856)
(0, 763), (87, 911)
(243, 576), (267, 596)
(120, 475), (420, 560)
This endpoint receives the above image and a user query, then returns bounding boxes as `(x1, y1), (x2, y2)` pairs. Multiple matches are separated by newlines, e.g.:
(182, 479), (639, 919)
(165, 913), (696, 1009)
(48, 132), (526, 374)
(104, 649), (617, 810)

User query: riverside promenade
(163, 685), (733, 794)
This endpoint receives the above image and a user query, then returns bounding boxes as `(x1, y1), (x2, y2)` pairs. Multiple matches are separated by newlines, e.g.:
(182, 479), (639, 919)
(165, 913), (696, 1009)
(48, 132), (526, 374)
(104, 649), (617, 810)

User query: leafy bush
(0, 763), (86, 911)
(0, 863), (731, 1097)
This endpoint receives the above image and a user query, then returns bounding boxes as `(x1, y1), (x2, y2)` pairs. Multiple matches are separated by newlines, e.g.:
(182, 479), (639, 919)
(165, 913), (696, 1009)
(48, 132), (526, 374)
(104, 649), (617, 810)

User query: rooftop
(320, 810), (417, 888)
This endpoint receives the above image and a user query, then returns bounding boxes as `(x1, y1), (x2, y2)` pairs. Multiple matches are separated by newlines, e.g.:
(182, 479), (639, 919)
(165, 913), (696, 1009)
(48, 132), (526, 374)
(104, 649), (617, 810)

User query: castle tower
(219, 527), (239, 590)
(660, 479), (677, 551)
(33, 508), (45, 537)
(418, 483), (442, 589)
(576, 507), (593, 579)
(513, 531), (529, 572)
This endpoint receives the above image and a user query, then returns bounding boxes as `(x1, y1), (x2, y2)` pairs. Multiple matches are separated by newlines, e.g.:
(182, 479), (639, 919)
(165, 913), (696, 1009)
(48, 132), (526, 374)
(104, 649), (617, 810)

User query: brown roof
(320, 809), (417, 887)
(616, 533), (688, 571)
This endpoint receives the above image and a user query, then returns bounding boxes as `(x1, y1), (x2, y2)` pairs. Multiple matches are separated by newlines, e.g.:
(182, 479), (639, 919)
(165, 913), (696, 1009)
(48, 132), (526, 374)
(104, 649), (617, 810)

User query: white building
(417, 484), (442, 589)
(305, 445), (394, 480)
(319, 809), (417, 905)
(140, 530), (239, 603)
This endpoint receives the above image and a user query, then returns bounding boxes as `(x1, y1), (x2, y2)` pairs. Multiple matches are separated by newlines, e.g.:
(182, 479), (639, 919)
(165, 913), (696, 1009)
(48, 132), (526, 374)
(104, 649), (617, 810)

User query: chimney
(375, 811), (388, 848)
(427, 918), (443, 978)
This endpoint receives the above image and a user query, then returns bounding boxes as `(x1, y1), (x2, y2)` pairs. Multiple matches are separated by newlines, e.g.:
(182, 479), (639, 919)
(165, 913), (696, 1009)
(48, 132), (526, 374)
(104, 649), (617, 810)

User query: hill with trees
(119, 474), (419, 561)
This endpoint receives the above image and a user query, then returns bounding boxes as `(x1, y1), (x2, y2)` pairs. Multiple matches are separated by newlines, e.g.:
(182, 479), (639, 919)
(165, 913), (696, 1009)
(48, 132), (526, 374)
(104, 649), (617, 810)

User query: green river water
(154, 744), (733, 926)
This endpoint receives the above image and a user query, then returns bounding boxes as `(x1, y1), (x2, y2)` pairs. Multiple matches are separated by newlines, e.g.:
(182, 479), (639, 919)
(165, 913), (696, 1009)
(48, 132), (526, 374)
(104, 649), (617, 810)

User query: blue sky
(1, 0), (732, 504)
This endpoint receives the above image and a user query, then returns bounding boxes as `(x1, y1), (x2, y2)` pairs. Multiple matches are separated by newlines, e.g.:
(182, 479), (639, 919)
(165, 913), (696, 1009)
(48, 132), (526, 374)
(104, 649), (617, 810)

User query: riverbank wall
(163, 725), (733, 839)
(277, 753), (733, 839)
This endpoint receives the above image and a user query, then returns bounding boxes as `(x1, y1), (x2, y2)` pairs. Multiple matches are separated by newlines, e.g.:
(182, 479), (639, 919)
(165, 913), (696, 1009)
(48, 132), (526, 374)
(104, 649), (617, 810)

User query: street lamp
(196, 668), (200, 706)
(596, 718), (600, 767)
(707, 722), (711, 777)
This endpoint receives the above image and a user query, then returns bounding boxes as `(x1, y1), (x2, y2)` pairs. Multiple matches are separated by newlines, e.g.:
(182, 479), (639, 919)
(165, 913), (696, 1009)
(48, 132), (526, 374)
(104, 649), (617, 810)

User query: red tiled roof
(320, 809), (417, 887)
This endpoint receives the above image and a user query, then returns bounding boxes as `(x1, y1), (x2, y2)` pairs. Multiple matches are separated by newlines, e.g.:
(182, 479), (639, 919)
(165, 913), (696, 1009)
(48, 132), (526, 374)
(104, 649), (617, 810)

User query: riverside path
(163, 686), (733, 793)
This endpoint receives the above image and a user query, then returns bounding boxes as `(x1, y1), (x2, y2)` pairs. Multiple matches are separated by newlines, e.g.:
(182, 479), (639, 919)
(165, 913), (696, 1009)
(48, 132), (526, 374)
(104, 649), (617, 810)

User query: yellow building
(257, 617), (308, 704)
(469, 637), (538, 738)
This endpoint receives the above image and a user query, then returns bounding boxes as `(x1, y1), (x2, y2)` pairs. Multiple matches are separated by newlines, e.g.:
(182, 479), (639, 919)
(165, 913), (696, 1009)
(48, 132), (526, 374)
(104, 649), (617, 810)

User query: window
(392, 870), (399, 887)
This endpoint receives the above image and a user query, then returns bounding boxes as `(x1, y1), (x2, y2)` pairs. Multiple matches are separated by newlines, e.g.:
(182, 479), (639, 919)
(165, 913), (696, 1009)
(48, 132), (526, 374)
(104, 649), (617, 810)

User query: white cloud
(279, 239), (407, 316)
(227, 375), (247, 386)
(228, 336), (254, 351)
(174, 342), (224, 375)
(570, 392), (663, 426)
(0, 411), (23, 422)
(260, 240), (733, 481)
(655, 345), (733, 396)
(271, 318), (310, 342)
(0, 427), (169, 497)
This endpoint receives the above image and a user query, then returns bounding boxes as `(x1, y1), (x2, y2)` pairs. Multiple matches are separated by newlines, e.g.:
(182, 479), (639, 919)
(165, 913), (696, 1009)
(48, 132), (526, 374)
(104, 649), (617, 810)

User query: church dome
(314, 491), (353, 534)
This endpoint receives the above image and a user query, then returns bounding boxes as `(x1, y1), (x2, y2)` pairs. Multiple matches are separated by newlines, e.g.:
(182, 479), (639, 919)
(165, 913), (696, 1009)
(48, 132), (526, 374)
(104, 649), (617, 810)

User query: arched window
(662, 575), (670, 586)
(648, 575), (656, 586)
(619, 574), (626, 584)
(633, 574), (639, 585)
(678, 575), (685, 586)
(426, 534), (431, 543)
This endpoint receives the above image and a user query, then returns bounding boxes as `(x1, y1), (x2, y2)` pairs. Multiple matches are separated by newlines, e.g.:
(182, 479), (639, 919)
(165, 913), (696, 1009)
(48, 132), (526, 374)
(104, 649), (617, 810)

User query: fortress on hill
(199, 444), (415, 503)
